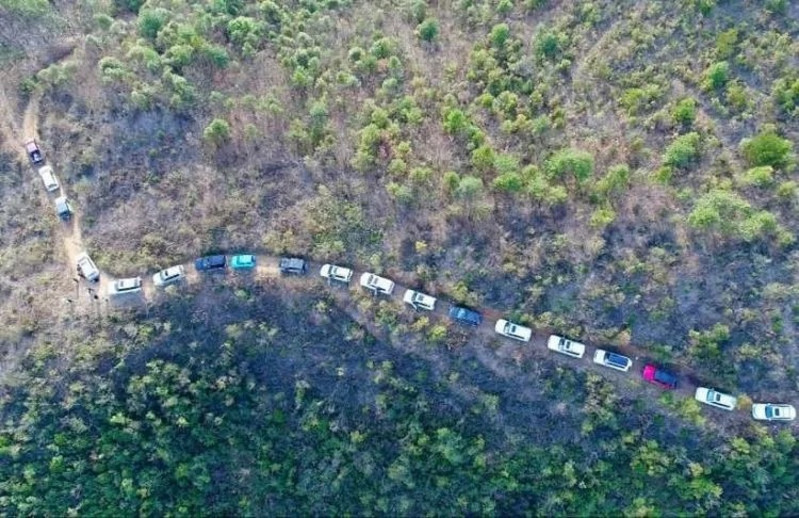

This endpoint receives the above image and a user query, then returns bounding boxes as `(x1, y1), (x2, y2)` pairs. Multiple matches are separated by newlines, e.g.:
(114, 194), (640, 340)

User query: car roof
(653, 369), (677, 384)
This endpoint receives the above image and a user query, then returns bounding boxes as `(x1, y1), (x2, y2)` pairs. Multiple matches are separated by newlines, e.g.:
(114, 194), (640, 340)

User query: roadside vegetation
(0, 0), (798, 513)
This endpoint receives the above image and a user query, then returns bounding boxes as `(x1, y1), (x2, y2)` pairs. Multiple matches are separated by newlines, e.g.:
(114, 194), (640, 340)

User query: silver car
(152, 265), (186, 287)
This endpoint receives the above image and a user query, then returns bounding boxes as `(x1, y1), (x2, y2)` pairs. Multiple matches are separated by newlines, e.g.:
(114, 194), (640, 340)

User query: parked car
(25, 139), (43, 164)
(593, 349), (632, 372)
(751, 403), (796, 422)
(360, 272), (395, 296)
(547, 335), (585, 358)
(55, 196), (73, 221)
(403, 289), (436, 311)
(153, 265), (186, 287)
(449, 305), (482, 326)
(107, 277), (142, 296)
(76, 252), (100, 282)
(194, 255), (227, 272)
(694, 387), (737, 411)
(642, 364), (677, 389)
(495, 319), (532, 342)
(279, 257), (308, 275)
(231, 254), (256, 270)
(319, 264), (353, 283)
(38, 165), (59, 192)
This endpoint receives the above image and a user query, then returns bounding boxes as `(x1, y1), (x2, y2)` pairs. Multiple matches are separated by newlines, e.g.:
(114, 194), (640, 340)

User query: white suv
(694, 387), (737, 411)
(593, 349), (632, 372)
(320, 264), (353, 283)
(38, 165), (59, 192)
(547, 334), (585, 358)
(107, 277), (143, 296)
(403, 289), (436, 311)
(153, 265), (186, 287)
(495, 320), (532, 342)
(751, 403), (796, 421)
(360, 272), (395, 295)
(76, 252), (100, 282)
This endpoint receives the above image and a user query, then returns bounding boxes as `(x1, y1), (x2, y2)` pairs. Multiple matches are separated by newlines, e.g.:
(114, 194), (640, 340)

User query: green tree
(664, 132), (701, 169)
(740, 128), (793, 168)
(704, 61), (730, 91)
(138, 8), (170, 40)
(416, 18), (440, 43)
(672, 98), (697, 128)
(546, 148), (594, 183)
(203, 118), (231, 147)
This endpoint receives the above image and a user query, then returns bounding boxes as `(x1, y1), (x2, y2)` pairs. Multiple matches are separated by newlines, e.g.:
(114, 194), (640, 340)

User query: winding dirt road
(2, 83), (797, 436)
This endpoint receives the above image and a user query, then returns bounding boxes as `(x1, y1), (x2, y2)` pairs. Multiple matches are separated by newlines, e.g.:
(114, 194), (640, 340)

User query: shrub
(534, 28), (566, 61)
(621, 85), (662, 116)
(203, 118), (231, 147)
(773, 76), (799, 116)
(589, 207), (616, 228)
(416, 18), (440, 43)
(471, 145), (495, 172)
(227, 16), (262, 50)
(138, 8), (170, 40)
(595, 164), (631, 197)
(442, 108), (469, 135)
(493, 172), (524, 193)
(455, 176), (484, 201)
(664, 132), (700, 169)
(740, 128), (793, 168)
(671, 98), (697, 127)
(546, 148), (594, 183)
(715, 28), (738, 59)
(740, 166), (774, 188)
(489, 23), (511, 48)
(703, 61), (729, 91)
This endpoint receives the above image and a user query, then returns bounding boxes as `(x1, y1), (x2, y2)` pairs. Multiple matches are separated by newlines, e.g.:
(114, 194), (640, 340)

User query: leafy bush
(664, 132), (700, 169)
(489, 23), (511, 49)
(416, 18), (440, 43)
(594, 164), (630, 197)
(546, 148), (594, 183)
(138, 8), (170, 40)
(621, 85), (662, 116)
(687, 189), (788, 243)
(740, 128), (794, 169)
(493, 172), (524, 193)
(0, 0), (49, 15)
(671, 98), (697, 127)
(773, 76), (799, 117)
(740, 166), (774, 188)
(203, 118), (231, 147)
(703, 61), (729, 91)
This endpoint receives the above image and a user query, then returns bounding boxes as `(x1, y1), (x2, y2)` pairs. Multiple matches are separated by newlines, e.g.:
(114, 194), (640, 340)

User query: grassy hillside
(1, 0), (798, 514)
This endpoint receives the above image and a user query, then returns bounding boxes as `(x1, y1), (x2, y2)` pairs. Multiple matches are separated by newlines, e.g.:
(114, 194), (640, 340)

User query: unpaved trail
(22, 94), (38, 142)
(0, 60), (793, 436)
(0, 85), (24, 159)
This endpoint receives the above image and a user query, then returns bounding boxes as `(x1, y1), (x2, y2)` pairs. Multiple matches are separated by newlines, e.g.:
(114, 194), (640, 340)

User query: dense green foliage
(1, 291), (798, 515)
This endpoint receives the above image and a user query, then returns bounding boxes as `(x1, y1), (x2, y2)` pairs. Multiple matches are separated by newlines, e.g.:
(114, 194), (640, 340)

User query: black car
(449, 305), (483, 326)
(279, 257), (308, 275)
(194, 254), (227, 271)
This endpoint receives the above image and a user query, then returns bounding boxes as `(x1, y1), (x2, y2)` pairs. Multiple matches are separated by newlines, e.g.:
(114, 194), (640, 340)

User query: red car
(25, 139), (43, 164)
(642, 364), (677, 389)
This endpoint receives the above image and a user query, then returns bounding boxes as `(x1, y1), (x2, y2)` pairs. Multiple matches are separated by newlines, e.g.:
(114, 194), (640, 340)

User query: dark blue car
(449, 305), (482, 326)
(194, 254), (227, 272)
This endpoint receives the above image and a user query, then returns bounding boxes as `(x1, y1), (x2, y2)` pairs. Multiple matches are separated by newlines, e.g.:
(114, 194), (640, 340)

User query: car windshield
(767, 407), (776, 418)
